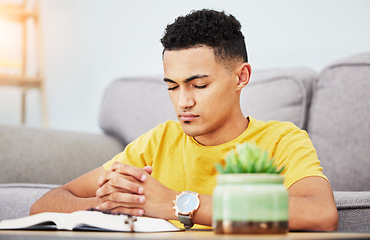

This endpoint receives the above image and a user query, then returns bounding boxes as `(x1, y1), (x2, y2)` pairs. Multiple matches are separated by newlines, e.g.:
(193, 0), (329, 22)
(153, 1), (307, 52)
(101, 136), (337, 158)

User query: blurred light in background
(0, 19), (22, 75)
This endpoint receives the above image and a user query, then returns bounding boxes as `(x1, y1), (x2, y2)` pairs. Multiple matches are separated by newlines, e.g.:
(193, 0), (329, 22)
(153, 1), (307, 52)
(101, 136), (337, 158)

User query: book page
(0, 212), (68, 230)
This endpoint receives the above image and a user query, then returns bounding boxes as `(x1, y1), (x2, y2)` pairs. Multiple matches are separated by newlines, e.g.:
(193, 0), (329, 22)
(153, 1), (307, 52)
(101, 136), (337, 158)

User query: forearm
(30, 187), (99, 215)
(192, 195), (213, 226)
(190, 194), (338, 230)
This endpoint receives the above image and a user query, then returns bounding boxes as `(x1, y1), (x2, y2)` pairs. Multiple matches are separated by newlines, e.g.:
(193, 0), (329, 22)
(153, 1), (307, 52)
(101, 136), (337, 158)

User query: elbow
(289, 205), (339, 231)
(320, 207), (338, 231)
(30, 197), (46, 216)
(29, 187), (58, 216)
(314, 206), (338, 232)
(29, 201), (39, 216)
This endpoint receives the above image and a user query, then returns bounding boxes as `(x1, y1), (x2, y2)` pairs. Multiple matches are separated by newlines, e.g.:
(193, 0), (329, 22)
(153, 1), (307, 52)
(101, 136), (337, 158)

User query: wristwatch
(173, 191), (200, 229)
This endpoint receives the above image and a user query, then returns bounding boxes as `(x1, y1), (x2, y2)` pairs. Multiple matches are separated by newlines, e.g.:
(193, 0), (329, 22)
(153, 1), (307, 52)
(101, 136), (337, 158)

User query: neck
(194, 111), (249, 146)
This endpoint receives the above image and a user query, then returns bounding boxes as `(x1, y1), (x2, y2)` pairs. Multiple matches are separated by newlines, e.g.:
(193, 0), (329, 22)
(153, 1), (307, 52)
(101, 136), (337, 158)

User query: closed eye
(168, 86), (179, 91)
(194, 84), (207, 89)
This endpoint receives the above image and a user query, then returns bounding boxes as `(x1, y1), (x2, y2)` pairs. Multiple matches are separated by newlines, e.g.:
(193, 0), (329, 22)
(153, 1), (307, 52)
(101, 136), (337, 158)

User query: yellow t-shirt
(103, 117), (327, 228)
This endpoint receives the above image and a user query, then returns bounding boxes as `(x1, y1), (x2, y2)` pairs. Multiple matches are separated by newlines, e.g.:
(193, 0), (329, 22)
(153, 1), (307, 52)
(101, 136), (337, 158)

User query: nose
(178, 88), (195, 110)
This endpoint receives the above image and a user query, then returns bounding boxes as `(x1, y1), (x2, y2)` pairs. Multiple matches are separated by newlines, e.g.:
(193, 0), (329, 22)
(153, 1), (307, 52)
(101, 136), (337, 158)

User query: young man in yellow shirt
(31, 9), (338, 231)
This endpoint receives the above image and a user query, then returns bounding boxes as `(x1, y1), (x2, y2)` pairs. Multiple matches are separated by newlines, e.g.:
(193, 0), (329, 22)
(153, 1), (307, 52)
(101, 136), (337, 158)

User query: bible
(0, 209), (181, 232)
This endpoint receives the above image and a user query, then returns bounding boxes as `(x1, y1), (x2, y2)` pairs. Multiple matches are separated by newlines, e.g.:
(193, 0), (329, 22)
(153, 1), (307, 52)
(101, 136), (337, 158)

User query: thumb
(143, 166), (153, 175)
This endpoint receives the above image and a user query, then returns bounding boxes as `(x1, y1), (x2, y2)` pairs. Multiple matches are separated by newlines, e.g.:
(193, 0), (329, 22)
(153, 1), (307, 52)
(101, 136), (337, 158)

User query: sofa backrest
(99, 77), (177, 145)
(241, 68), (316, 130)
(308, 53), (370, 191)
(99, 68), (316, 144)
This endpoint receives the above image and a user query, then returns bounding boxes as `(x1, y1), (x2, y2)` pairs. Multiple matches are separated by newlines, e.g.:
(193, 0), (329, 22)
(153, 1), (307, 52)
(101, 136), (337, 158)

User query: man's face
(163, 47), (243, 144)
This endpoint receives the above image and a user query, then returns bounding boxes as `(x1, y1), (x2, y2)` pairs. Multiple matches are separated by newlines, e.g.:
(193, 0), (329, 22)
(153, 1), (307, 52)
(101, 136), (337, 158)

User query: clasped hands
(95, 162), (177, 220)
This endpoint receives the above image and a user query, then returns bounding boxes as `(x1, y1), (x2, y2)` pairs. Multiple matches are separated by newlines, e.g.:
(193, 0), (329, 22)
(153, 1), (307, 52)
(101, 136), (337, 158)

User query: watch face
(176, 193), (199, 213)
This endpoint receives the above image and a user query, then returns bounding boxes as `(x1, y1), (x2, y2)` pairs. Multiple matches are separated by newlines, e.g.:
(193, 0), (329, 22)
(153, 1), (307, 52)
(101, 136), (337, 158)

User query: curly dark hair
(160, 9), (248, 67)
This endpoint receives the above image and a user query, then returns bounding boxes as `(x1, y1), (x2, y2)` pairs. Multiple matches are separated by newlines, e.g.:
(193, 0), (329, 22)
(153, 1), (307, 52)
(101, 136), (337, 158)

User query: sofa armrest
(334, 191), (370, 232)
(0, 183), (59, 221)
(0, 125), (124, 184)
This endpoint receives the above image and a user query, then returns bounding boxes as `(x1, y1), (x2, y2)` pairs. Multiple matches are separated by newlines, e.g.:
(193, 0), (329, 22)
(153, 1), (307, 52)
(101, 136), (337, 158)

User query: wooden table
(1, 230), (370, 240)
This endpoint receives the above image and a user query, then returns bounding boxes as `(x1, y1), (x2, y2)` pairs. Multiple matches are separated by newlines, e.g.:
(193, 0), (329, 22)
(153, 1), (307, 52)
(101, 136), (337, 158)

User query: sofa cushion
(99, 77), (177, 144)
(0, 183), (59, 221)
(241, 68), (316, 130)
(308, 53), (370, 191)
(334, 191), (370, 232)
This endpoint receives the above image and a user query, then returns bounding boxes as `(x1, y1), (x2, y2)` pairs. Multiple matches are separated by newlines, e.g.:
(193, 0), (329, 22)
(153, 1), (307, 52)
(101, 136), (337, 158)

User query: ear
(236, 63), (252, 91)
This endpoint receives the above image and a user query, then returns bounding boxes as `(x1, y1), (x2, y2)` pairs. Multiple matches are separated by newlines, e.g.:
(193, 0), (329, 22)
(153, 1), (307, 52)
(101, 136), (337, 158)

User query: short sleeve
(272, 124), (328, 189)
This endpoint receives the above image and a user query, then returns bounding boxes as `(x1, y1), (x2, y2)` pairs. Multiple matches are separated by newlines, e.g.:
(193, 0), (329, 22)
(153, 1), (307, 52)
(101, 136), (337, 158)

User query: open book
(0, 210), (181, 232)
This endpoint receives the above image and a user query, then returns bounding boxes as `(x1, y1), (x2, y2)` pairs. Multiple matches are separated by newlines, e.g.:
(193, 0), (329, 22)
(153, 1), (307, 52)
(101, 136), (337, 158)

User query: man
(31, 9), (338, 231)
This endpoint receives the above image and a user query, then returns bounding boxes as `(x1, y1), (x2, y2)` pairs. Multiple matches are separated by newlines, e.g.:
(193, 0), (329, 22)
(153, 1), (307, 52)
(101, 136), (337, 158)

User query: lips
(179, 113), (199, 121)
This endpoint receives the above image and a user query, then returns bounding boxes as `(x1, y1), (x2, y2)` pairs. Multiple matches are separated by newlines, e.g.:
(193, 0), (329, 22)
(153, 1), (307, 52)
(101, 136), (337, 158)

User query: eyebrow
(163, 74), (209, 84)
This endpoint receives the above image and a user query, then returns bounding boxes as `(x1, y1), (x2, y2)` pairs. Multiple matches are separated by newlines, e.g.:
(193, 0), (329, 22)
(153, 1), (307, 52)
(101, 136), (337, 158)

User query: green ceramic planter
(213, 174), (289, 234)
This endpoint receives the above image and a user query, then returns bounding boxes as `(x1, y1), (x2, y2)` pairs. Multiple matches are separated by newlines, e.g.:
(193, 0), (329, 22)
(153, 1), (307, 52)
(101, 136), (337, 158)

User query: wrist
(164, 190), (181, 220)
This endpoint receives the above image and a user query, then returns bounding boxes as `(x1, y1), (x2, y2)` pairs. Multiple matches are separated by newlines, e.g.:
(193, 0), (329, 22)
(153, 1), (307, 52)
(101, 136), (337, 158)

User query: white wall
(1, 0), (369, 133)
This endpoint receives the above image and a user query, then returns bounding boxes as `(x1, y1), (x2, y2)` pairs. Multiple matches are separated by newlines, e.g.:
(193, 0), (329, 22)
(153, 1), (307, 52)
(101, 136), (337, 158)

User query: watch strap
(178, 214), (194, 229)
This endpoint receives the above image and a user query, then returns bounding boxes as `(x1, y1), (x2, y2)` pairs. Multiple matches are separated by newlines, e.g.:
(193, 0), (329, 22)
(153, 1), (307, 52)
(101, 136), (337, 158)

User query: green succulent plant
(216, 142), (284, 174)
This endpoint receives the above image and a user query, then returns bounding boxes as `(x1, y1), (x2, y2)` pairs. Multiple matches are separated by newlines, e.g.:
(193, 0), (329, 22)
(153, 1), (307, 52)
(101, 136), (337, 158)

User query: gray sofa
(1, 53), (369, 232)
